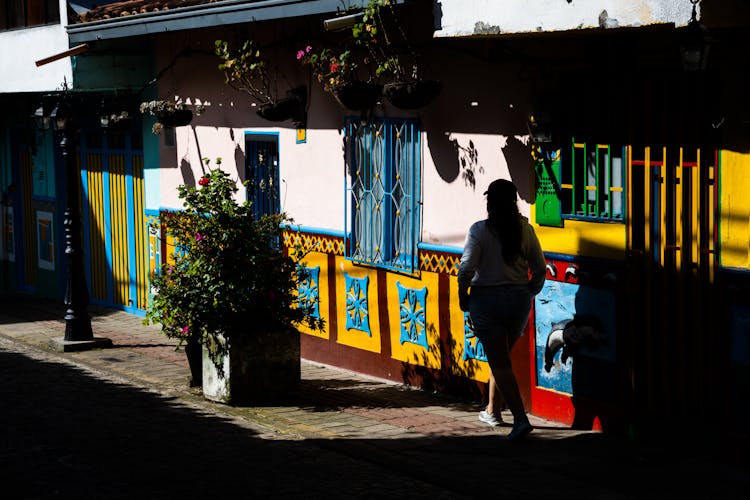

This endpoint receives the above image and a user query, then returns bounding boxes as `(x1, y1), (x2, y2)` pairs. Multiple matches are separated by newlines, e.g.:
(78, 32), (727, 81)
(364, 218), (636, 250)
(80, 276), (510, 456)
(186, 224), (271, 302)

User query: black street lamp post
(46, 88), (111, 352)
(56, 99), (92, 341)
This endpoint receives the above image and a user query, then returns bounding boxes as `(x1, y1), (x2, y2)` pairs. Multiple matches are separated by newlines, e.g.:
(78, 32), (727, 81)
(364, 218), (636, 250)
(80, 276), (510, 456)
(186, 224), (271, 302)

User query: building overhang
(67, 0), (381, 44)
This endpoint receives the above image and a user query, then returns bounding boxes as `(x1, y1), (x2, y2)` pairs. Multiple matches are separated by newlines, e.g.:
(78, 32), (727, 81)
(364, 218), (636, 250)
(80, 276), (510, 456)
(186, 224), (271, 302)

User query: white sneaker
(478, 409), (501, 427)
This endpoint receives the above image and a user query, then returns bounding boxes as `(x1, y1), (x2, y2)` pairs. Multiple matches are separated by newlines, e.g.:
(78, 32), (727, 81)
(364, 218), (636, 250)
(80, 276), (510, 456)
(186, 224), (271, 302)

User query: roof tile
(74, 0), (224, 24)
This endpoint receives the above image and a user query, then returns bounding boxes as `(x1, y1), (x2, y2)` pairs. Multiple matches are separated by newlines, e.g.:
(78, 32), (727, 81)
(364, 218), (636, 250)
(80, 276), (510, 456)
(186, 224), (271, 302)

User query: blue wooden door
(244, 133), (280, 218)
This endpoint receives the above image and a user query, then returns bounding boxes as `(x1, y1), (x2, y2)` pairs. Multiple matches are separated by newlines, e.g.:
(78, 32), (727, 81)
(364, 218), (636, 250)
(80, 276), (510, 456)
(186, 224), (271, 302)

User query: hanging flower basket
(256, 97), (301, 122)
(255, 86), (307, 125)
(333, 81), (383, 111)
(105, 112), (134, 132)
(156, 109), (194, 128)
(383, 80), (442, 110)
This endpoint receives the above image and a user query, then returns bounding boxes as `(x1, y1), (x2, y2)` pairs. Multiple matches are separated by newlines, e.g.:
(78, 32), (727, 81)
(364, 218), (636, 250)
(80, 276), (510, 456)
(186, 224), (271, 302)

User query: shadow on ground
(1, 346), (746, 500)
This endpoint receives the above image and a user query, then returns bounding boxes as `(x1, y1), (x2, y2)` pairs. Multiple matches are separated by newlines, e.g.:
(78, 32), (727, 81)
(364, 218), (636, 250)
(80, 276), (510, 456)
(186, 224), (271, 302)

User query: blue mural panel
(534, 280), (616, 397)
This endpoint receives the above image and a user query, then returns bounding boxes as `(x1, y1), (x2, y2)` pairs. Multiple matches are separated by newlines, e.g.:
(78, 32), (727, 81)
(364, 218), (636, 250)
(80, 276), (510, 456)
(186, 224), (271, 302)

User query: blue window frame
(344, 118), (421, 273)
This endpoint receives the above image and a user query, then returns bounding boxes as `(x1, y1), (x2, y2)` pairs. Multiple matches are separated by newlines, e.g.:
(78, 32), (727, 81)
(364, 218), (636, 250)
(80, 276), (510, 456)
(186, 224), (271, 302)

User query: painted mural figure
(543, 314), (607, 373)
(458, 179), (547, 441)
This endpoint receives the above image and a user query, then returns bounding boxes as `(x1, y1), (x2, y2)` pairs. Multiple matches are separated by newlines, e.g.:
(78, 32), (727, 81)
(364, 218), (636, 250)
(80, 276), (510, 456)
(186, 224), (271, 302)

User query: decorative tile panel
(396, 281), (428, 350)
(463, 311), (487, 361)
(420, 251), (461, 275)
(297, 264), (320, 319)
(345, 273), (370, 335)
(284, 230), (345, 256)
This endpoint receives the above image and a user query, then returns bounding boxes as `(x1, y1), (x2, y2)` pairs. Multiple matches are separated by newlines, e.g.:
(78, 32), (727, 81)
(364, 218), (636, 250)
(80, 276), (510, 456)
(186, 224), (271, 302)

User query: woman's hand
(459, 289), (470, 311)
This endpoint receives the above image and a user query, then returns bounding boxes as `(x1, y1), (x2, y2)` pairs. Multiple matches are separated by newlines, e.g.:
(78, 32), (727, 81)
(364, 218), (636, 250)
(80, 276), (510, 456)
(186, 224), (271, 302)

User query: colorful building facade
(1, 0), (748, 438)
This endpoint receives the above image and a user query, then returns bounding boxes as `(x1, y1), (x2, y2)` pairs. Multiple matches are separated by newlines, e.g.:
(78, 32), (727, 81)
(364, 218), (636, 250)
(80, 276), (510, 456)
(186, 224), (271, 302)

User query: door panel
(245, 133), (280, 218)
(80, 127), (148, 313)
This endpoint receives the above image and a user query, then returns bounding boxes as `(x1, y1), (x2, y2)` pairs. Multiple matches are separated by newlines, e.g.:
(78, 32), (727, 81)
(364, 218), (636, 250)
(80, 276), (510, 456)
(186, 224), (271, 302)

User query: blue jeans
(468, 284), (532, 346)
(468, 284), (533, 422)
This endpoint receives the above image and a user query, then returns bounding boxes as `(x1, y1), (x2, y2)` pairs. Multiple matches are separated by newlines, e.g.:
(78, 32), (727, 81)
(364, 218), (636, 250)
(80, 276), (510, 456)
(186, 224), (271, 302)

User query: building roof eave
(67, 0), (373, 44)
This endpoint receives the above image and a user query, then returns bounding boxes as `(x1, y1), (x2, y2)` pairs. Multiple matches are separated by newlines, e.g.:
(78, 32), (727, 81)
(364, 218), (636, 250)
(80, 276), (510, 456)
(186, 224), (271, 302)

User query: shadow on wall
(424, 129), (461, 183)
(233, 142), (245, 182)
(179, 158), (196, 188)
(502, 135), (534, 203)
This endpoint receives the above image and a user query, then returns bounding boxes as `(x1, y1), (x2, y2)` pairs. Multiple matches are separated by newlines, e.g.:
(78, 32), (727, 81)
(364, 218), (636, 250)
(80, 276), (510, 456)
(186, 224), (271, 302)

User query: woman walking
(458, 179), (546, 441)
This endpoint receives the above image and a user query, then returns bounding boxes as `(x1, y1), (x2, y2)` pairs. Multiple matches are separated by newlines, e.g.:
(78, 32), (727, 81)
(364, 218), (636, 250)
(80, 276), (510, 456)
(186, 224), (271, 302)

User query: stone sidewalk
(1, 292), (748, 499)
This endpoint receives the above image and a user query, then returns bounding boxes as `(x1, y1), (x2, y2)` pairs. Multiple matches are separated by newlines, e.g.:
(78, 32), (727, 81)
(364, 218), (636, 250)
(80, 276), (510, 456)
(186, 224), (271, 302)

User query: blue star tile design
(297, 265), (320, 319)
(463, 311), (487, 361)
(397, 282), (428, 349)
(345, 273), (370, 335)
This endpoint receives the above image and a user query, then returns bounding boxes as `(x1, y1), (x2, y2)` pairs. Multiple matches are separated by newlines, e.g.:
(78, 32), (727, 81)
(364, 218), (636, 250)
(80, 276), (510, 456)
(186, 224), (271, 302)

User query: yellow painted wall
(532, 217), (627, 260)
(720, 150), (750, 269)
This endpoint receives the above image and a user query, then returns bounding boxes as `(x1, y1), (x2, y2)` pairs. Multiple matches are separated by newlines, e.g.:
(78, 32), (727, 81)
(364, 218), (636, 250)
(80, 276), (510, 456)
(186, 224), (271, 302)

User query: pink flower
(306, 45), (312, 53)
(198, 177), (210, 186)
(181, 326), (189, 335)
(196, 233), (204, 241)
(296, 50), (305, 60)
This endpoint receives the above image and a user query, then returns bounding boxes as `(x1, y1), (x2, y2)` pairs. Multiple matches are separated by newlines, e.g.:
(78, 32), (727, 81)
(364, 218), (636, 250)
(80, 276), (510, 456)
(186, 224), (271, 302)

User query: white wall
(160, 121), (346, 232)
(435, 0), (694, 37)
(0, 1), (72, 94)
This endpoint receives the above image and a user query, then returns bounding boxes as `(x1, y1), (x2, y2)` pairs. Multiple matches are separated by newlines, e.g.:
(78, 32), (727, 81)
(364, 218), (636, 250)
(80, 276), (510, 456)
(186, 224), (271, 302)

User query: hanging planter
(156, 109), (194, 128)
(383, 80), (442, 110)
(255, 86), (307, 124)
(333, 81), (383, 111)
(256, 99), (298, 122)
(140, 100), (204, 134)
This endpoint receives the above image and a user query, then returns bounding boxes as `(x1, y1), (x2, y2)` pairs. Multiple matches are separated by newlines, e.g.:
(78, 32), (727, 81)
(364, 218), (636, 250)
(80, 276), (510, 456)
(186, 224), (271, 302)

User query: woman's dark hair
(485, 179), (521, 264)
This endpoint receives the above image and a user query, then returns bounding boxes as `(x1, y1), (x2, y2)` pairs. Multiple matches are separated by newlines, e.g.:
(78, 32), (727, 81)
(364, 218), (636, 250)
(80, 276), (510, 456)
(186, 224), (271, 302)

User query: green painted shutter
(534, 150), (563, 227)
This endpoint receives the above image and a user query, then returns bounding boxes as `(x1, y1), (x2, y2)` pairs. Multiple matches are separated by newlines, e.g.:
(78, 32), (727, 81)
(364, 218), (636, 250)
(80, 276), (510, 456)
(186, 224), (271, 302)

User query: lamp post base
(48, 337), (113, 353)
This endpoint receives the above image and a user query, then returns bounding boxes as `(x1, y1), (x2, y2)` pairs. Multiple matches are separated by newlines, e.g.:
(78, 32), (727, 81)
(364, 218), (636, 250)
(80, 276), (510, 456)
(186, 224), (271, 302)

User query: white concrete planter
(201, 328), (301, 406)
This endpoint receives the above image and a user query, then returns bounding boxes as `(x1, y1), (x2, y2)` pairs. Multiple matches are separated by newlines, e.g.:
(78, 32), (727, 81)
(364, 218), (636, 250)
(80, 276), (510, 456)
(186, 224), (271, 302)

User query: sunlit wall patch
(463, 311), (487, 361)
(297, 264), (320, 318)
(345, 273), (370, 335)
(396, 281), (428, 349)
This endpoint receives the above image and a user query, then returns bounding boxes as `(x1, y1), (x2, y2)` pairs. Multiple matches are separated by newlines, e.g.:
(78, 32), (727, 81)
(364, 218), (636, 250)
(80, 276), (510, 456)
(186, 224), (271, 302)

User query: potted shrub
(216, 39), (306, 124)
(351, 0), (441, 109)
(139, 99), (204, 135)
(144, 158), (324, 403)
(297, 44), (382, 111)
